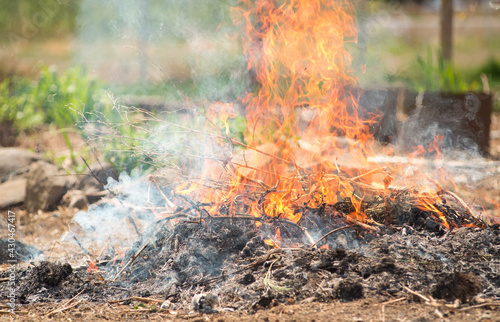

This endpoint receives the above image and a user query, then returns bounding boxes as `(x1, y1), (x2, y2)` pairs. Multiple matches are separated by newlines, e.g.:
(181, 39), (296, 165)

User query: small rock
(62, 190), (89, 209)
(479, 313), (493, 322)
(252, 295), (279, 310)
(192, 293), (218, 313)
(300, 297), (317, 304)
(0, 148), (43, 181)
(25, 161), (75, 212)
(32, 261), (72, 287)
(160, 300), (177, 310)
(0, 178), (26, 208)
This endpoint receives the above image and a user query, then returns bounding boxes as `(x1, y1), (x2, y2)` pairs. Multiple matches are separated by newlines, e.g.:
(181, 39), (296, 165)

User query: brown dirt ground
(2, 114), (500, 321)
(2, 298), (500, 321)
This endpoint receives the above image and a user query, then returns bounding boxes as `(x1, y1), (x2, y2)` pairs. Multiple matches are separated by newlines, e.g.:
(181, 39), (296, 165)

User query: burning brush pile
(4, 0), (500, 317)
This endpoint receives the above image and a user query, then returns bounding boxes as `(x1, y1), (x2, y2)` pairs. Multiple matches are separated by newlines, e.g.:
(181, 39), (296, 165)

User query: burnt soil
(2, 216), (500, 321)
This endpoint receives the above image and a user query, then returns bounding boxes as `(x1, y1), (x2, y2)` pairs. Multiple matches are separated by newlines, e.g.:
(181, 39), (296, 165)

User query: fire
(225, 0), (376, 216)
(416, 192), (451, 230)
(236, 0), (362, 144)
(166, 0), (487, 245)
(207, 102), (238, 136)
(86, 260), (104, 281)
(87, 260), (99, 273)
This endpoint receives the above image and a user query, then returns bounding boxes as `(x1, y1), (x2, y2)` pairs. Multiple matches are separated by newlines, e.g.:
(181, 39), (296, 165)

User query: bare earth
(2, 298), (499, 321)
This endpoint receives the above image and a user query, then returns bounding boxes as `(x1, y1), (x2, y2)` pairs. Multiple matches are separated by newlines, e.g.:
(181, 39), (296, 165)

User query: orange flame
(207, 102), (238, 135)
(416, 192), (451, 230)
(172, 0), (485, 241)
(87, 260), (100, 274)
(235, 0), (363, 145)
(226, 0), (377, 212)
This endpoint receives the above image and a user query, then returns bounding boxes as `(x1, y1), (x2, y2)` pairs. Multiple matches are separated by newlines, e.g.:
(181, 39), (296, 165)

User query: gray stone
(25, 161), (75, 213)
(160, 300), (178, 310)
(0, 178), (26, 208)
(0, 148), (43, 181)
(192, 293), (218, 313)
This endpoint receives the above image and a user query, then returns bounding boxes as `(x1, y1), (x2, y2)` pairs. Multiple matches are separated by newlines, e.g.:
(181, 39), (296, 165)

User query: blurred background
(1, 0), (499, 95)
(1, 0), (500, 166)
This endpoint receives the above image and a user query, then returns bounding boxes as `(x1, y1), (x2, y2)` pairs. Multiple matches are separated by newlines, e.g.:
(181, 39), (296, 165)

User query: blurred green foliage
(0, 65), (107, 131)
(472, 58), (500, 89)
(0, 0), (237, 45)
(0, 65), (162, 173)
(0, 65), (137, 174)
(0, 65), (111, 164)
(387, 48), (483, 93)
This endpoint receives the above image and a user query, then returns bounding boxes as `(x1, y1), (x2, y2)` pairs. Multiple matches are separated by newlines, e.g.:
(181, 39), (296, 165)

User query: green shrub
(387, 48), (482, 93)
(0, 65), (108, 131)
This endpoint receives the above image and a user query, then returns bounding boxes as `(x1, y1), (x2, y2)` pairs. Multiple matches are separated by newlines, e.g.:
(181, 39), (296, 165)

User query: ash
(2, 220), (499, 312)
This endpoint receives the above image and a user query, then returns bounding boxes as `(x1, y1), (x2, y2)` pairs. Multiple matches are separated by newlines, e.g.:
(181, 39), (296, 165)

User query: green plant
(0, 65), (152, 172)
(0, 65), (111, 163)
(0, 65), (107, 129)
(387, 48), (482, 93)
(132, 302), (158, 312)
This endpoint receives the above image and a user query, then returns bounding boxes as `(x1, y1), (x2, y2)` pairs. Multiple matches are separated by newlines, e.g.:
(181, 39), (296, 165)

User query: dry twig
(311, 225), (350, 248)
(458, 302), (500, 311)
(149, 176), (176, 208)
(0, 310), (28, 315)
(110, 296), (165, 304)
(443, 190), (481, 222)
(45, 299), (84, 317)
(377, 297), (406, 306)
(404, 286), (430, 302)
